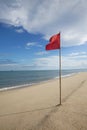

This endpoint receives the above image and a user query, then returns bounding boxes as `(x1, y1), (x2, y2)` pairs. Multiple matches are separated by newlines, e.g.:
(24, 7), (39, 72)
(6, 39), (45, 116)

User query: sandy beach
(0, 72), (87, 130)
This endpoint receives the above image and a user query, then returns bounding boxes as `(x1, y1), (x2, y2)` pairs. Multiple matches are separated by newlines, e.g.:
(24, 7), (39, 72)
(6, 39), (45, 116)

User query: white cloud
(15, 28), (24, 33)
(35, 51), (49, 55)
(0, 52), (87, 70)
(0, 0), (87, 46)
(34, 52), (87, 69)
(69, 52), (80, 56)
(26, 42), (36, 46)
(25, 42), (42, 49)
(62, 51), (87, 69)
(62, 56), (87, 69)
(69, 52), (87, 56)
(34, 56), (58, 69)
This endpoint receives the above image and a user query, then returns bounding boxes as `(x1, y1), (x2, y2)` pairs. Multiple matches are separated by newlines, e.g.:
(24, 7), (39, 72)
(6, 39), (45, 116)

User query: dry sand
(0, 72), (87, 130)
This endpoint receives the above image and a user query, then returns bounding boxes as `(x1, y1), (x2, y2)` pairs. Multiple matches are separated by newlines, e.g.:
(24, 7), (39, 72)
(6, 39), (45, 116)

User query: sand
(0, 72), (87, 130)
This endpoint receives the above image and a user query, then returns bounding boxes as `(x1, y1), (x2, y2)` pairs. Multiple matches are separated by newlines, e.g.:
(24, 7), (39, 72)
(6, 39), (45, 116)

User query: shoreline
(0, 72), (87, 130)
(0, 72), (77, 92)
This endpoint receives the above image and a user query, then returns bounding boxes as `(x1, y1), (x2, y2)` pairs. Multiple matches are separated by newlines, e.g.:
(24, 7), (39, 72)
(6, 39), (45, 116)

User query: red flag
(45, 33), (60, 50)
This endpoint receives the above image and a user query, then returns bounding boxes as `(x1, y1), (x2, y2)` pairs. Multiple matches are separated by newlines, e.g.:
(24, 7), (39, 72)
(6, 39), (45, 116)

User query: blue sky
(0, 0), (87, 70)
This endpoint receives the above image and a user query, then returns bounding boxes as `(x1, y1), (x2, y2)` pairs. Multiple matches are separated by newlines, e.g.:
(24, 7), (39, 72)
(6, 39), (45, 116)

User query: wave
(61, 73), (76, 78)
(54, 72), (76, 79)
(0, 83), (35, 92)
(0, 72), (78, 92)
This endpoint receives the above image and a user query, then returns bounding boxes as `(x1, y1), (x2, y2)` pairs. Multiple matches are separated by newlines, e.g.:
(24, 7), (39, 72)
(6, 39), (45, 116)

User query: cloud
(0, 59), (17, 65)
(34, 56), (59, 69)
(35, 51), (49, 55)
(0, 0), (87, 46)
(15, 28), (24, 33)
(34, 51), (87, 69)
(25, 42), (37, 49)
(26, 42), (36, 46)
(62, 56), (87, 69)
(25, 42), (42, 49)
(62, 51), (87, 68)
(69, 51), (87, 56)
(0, 51), (87, 70)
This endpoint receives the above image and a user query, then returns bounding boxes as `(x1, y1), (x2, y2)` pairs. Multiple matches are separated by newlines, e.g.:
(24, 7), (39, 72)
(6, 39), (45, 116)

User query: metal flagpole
(59, 33), (62, 105)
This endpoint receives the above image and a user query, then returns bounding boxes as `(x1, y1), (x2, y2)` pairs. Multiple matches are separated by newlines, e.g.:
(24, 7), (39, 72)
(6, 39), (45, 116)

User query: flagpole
(59, 33), (62, 105)
(45, 32), (61, 105)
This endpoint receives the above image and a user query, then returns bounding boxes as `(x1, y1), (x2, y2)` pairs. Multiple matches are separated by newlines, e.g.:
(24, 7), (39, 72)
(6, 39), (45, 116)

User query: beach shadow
(62, 80), (86, 102)
(0, 104), (61, 118)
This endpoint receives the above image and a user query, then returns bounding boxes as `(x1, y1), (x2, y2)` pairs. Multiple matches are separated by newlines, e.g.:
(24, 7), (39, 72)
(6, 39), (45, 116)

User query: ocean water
(0, 69), (86, 91)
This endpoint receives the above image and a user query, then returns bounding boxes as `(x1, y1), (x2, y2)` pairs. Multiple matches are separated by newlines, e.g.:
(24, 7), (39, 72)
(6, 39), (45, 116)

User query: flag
(45, 32), (62, 105)
(45, 33), (60, 50)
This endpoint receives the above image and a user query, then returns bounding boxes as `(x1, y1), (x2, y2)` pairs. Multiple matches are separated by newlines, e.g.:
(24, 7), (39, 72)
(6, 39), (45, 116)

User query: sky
(0, 0), (87, 70)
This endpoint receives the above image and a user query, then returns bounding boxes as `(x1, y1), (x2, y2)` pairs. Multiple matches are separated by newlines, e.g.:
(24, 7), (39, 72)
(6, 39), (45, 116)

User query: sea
(0, 69), (87, 91)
